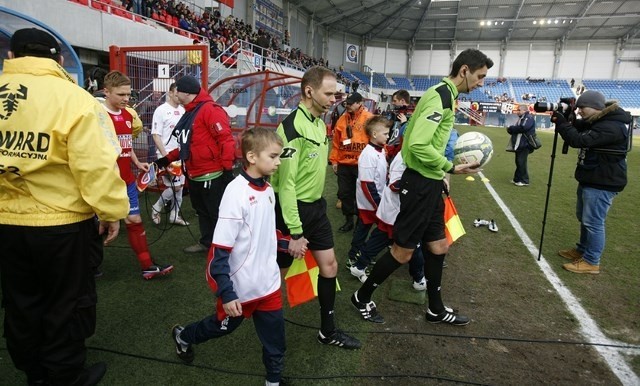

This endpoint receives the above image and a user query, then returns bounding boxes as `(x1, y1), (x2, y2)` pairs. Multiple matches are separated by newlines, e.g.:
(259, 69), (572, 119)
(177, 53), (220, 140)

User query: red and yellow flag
(284, 250), (318, 307)
(283, 250), (341, 308)
(444, 195), (465, 245)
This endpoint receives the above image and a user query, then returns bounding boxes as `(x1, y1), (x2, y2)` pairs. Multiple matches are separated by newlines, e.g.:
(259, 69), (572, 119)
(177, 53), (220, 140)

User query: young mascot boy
(347, 116), (391, 282)
(172, 128), (286, 386)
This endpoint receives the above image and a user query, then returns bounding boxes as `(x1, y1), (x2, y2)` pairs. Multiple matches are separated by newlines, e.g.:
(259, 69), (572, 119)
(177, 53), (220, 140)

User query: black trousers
(181, 309), (285, 382)
(336, 164), (358, 217)
(0, 218), (100, 383)
(513, 149), (531, 184)
(188, 174), (231, 247)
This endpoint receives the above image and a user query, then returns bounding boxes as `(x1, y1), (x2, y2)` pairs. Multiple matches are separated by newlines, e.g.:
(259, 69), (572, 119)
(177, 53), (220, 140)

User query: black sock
(424, 249), (446, 313)
(317, 275), (336, 334)
(357, 250), (402, 303)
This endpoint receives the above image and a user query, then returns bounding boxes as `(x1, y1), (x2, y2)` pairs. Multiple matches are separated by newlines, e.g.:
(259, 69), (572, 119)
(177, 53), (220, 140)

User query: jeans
(575, 185), (617, 266)
(133, 0), (142, 14)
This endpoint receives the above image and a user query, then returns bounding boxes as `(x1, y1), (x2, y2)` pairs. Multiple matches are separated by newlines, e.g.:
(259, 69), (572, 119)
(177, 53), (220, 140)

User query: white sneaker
(412, 277), (426, 291)
(169, 217), (189, 226)
(349, 265), (368, 283)
(514, 182), (529, 187)
(473, 219), (489, 227)
(151, 211), (161, 225)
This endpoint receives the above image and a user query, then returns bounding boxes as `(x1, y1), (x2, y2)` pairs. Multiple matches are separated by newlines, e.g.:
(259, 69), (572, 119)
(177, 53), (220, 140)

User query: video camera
(533, 97), (576, 119)
(533, 97), (576, 154)
(383, 104), (412, 122)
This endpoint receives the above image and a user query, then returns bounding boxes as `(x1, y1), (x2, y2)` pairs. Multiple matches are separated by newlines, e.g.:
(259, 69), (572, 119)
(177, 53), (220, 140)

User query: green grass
(1, 125), (638, 385)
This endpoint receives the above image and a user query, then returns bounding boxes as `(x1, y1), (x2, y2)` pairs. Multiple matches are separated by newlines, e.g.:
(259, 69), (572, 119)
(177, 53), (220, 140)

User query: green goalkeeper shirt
(402, 77), (458, 180)
(272, 103), (328, 235)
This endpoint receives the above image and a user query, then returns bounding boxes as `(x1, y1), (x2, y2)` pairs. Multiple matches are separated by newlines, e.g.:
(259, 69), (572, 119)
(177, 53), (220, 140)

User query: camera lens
(533, 102), (557, 112)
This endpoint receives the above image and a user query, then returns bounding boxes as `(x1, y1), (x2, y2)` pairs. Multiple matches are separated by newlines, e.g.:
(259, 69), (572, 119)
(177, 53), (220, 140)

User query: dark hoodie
(166, 89), (235, 178)
(557, 102), (631, 192)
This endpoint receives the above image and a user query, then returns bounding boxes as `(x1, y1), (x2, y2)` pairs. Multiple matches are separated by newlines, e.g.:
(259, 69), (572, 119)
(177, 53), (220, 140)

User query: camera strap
(589, 121), (632, 155)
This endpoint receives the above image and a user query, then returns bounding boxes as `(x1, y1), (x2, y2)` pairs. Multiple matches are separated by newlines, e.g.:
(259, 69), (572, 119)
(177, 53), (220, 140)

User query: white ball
(453, 131), (494, 167)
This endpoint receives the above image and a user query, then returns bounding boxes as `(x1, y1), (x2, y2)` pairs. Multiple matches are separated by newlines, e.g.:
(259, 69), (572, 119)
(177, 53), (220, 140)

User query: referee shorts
(393, 168), (446, 249)
(275, 196), (334, 268)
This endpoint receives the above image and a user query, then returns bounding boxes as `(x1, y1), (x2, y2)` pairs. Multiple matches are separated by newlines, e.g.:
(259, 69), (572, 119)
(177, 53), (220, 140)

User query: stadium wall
(0, 0), (194, 52)
(326, 36), (640, 80)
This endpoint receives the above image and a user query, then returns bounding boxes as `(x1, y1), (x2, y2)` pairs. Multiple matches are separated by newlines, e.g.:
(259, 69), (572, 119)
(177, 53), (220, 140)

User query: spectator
(351, 79), (360, 93)
(188, 39), (202, 78)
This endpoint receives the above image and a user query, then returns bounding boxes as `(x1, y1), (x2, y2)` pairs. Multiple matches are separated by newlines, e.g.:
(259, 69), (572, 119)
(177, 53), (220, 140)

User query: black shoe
(338, 219), (354, 233)
(172, 325), (195, 364)
(351, 292), (384, 323)
(70, 362), (106, 386)
(345, 256), (357, 269)
(425, 308), (470, 326)
(317, 329), (361, 349)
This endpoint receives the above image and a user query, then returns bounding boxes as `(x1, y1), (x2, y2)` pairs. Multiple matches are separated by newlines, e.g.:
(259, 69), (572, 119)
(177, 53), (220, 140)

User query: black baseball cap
(345, 92), (363, 105)
(10, 28), (61, 56)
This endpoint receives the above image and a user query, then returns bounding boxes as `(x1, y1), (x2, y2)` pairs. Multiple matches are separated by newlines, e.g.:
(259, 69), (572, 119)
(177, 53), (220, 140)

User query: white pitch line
(478, 172), (640, 385)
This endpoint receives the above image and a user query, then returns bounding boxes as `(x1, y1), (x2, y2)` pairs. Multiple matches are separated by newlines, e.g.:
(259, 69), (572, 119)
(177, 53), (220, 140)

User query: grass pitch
(1, 125), (638, 385)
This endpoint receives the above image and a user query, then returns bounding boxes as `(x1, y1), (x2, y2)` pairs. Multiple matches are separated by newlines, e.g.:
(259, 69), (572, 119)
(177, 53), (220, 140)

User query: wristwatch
(448, 165), (456, 174)
(291, 233), (303, 240)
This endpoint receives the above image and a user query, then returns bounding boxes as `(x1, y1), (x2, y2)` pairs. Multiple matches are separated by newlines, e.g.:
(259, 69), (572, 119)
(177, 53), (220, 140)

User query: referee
(272, 66), (361, 349)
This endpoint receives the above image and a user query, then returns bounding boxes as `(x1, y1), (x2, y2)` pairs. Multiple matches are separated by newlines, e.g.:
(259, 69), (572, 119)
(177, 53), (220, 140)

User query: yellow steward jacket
(329, 107), (373, 166)
(0, 57), (129, 226)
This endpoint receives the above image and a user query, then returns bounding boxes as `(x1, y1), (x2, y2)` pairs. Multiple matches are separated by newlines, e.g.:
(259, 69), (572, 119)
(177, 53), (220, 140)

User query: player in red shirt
(102, 71), (173, 280)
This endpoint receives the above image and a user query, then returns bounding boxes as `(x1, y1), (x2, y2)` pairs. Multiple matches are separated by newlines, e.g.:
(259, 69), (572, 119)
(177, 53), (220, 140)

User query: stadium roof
(290, 0), (640, 45)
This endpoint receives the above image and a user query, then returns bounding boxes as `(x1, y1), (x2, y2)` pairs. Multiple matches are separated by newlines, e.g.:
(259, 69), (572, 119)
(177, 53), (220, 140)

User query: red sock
(126, 222), (153, 269)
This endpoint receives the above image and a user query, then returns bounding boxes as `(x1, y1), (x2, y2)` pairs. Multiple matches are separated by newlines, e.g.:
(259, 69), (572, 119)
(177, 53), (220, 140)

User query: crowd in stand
(120, 0), (330, 72)
(485, 89), (515, 103)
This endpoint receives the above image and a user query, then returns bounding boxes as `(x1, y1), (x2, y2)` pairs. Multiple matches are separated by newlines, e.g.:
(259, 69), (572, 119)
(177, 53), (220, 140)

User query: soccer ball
(453, 131), (493, 167)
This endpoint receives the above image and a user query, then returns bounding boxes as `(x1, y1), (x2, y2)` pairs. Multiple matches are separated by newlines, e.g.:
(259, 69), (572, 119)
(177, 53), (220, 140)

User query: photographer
(553, 90), (631, 274)
(386, 89), (411, 159)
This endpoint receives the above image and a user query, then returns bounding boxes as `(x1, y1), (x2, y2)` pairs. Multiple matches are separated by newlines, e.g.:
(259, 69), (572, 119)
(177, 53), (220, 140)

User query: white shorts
(161, 173), (185, 188)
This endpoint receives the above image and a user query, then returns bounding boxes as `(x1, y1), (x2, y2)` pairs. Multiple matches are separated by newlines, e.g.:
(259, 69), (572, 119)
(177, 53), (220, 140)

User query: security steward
(329, 92), (373, 232)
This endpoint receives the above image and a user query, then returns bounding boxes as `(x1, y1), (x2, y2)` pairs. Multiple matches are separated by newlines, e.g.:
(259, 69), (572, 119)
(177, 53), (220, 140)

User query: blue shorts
(127, 182), (140, 215)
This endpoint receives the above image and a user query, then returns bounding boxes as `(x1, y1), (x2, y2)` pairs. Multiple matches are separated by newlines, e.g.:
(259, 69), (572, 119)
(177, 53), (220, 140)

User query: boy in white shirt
(151, 82), (188, 226)
(171, 128), (286, 386)
(348, 116), (391, 283)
